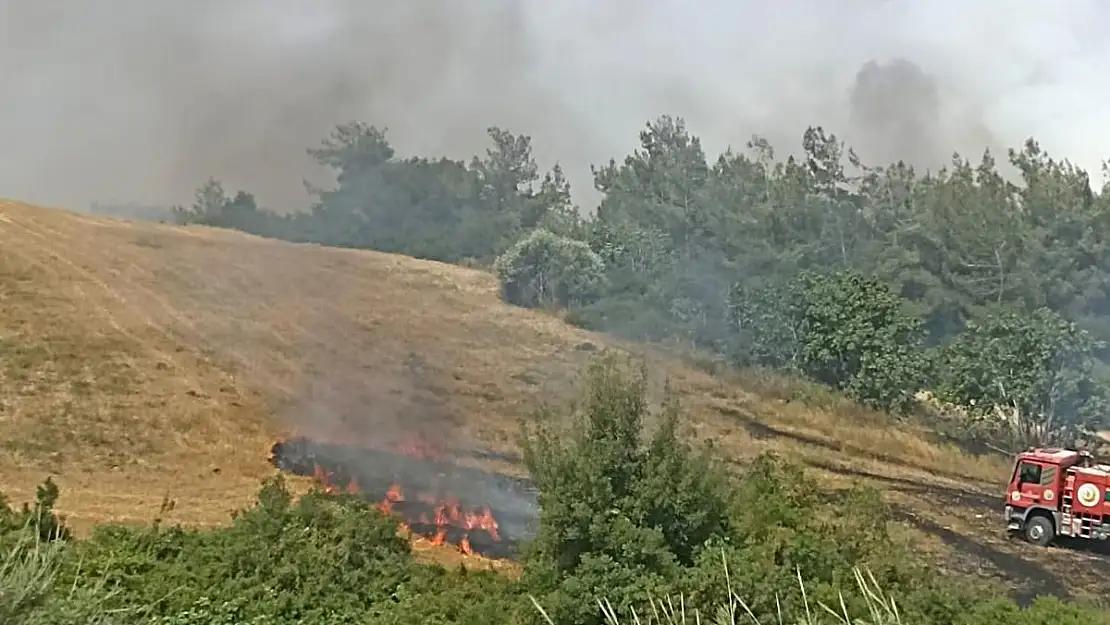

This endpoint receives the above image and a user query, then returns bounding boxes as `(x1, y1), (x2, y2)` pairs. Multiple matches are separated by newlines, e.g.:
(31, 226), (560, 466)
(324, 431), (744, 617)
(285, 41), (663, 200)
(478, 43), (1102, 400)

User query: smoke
(3, 0), (1110, 212)
(281, 335), (461, 452)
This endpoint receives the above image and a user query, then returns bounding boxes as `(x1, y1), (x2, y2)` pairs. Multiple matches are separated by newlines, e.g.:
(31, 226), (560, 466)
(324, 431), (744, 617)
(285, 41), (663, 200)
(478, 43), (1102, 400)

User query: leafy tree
(304, 123), (493, 260)
(565, 221), (676, 339)
(593, 116), (712, 250)
(471, 127), (539, 216)
(533, 164), (585, 239)
(730, 271), (925, 412)
(172, 179), (268, 235)
(495, 229), (607, 309)
(182, 123), (581, 265)
(790, 271), (925, 412)
(933, 307), (1110, 446)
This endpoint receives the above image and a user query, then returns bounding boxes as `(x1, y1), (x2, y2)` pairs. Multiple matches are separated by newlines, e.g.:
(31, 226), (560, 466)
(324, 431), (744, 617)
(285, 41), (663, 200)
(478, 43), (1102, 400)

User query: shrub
(519, 353), (732, 625)
(729, 271), (925, 413)
(63, 477), (426, 622)
(531, 562), (907, 625)
(933, 307), (1110, 447)
(495, 229), (607, 309)
(0, 534), (64, 625)
(0, 477), (69, 544)
(38, 475), (521, 624)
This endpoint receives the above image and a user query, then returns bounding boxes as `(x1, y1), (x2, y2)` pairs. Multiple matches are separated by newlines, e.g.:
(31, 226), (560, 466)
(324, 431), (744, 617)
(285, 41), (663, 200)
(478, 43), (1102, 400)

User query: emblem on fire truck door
(1077, 483), (1100, 507)
(1044, 490), (1054, 501)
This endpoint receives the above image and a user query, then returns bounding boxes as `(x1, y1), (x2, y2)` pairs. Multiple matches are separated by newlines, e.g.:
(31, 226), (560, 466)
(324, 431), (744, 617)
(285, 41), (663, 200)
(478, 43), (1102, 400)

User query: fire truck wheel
(1023, 515), (1054, 547)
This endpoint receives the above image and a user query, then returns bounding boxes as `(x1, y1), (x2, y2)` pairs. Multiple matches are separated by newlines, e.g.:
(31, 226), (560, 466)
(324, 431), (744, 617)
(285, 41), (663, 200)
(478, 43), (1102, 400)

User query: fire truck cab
(1005, 447), (1110, 546)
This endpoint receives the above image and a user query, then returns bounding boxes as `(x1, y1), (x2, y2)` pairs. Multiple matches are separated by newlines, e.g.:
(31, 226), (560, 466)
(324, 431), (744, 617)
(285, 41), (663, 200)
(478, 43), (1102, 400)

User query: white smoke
(2, 0), (1109, 211)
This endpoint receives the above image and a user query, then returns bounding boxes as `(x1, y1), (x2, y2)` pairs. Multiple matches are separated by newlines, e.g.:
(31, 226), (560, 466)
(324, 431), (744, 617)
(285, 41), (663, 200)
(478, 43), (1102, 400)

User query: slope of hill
(1, 200), (1105, 601)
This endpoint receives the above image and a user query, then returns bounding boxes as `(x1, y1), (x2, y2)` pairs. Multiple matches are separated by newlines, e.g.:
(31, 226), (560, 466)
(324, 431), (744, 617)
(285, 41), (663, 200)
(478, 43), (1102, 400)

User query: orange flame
(306, 450), (503, 557)
(313, 465), (338, 495)
(377, 483), (404, 515)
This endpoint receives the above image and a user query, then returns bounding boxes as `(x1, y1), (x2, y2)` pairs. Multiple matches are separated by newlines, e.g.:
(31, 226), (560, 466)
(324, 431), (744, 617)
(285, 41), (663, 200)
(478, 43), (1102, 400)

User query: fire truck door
(1013, 461), (1055, 506)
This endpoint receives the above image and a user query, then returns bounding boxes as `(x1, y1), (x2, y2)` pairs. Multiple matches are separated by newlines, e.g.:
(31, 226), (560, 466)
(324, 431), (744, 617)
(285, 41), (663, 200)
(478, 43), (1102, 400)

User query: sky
(2, 0), (1110, 212)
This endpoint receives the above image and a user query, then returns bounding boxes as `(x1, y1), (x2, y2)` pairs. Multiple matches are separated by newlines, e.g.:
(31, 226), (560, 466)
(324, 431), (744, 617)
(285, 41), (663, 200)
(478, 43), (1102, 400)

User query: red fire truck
(1005, 447), (1110, 546)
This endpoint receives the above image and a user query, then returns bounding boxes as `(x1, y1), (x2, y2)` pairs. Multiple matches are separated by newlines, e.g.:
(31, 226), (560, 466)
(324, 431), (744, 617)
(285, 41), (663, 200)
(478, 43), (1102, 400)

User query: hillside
(1, 200), (1106, 602)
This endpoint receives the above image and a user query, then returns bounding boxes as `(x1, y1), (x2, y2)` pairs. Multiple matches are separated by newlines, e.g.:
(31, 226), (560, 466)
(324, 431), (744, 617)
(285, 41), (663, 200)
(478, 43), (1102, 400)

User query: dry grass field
(1, 199), (1106, 600)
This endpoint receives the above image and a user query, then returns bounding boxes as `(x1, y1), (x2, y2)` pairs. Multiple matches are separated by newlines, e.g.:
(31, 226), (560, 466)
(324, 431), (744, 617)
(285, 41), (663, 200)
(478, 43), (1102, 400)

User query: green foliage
(730, 272), (925, 413)
(172, 178), (271, 235)
(68, 476), (419, 620)
(519, 354), (732, 625)
(676, 455), (953, 623)
(3, 364), (1110, 624)
(147, 111), (1110, 619)
(0, 535), (65, 625)
(495, 229), (607, 309)
(567, 221), (692, 343)
(172, 111), (1110, 451)
(11, 475), (519, 625)
(933, 307), (1110, 446)
(514, 354), (1025, 625)
(531, 565), (909, 625)
(0, 479), (121, 625)
(182, 124), (582, 265)
(0, 477), (69, 543)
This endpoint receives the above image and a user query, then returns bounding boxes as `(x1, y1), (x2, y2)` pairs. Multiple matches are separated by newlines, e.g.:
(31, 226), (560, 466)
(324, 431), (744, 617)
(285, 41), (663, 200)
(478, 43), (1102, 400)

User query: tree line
(174, 117), (1110, 448)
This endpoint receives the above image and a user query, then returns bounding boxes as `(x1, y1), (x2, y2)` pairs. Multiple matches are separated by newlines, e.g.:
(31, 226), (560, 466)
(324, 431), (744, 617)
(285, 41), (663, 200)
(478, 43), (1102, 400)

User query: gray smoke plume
(2, 0), (1110, 212)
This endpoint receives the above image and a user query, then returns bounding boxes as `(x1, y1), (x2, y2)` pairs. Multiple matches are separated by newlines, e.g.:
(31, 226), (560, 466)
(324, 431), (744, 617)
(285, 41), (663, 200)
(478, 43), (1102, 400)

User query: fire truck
(1005, 447), (1110, 546)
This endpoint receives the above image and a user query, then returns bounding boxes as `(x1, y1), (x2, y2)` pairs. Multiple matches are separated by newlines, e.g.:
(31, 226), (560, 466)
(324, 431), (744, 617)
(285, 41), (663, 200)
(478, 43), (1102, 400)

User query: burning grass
(375, 482), (501, 557)
(268, 436), (538, 559)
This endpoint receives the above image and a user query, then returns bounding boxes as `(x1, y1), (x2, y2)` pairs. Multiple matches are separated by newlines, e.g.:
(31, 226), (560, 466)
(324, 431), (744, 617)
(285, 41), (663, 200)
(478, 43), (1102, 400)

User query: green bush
(519, 354), (732, 625)
(515, 354), (984, 625)
(0, 477), (69, 544)
(533, 563), (907, 625)
(729, 271), (925, 413)
(495, 229), (608, 309)
(0, 534), (64, 625)
(52, 476), (517, 624)
(933, 307), (1110, 446)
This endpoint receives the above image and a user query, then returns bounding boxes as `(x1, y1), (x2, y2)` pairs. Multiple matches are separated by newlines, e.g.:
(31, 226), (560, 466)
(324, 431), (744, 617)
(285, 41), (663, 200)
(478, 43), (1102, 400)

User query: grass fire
(268, 437), (539, 560)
